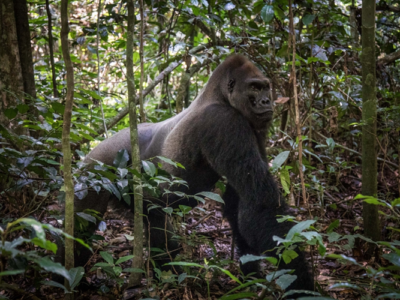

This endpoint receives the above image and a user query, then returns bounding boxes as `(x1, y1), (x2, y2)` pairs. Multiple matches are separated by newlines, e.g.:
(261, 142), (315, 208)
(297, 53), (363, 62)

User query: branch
(314, 131), (398, 169)
(377, 49), (400, 66)
(376, 4), (400, 13)
(75, 42), (233, 146)
(192, 18), (212, 37)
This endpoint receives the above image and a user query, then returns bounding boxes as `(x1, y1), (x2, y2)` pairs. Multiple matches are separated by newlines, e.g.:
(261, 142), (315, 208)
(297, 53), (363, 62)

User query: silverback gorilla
(74, 55), (314, 292)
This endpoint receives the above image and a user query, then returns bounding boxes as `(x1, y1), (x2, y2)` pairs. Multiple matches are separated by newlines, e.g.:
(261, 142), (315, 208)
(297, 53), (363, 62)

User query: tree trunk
(175, 71), (190, 113)
(127, 0), (144, 287)
(14, 0), (36, 101)
(45, 0), (58, 98)
(60, 0), (75, 298)
(361, 0), (381, 245)
(0, 0), (26, 135)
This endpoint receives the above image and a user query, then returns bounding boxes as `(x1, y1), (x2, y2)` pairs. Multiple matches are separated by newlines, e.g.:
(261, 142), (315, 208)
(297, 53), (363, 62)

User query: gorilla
(73, 55), (314, 293)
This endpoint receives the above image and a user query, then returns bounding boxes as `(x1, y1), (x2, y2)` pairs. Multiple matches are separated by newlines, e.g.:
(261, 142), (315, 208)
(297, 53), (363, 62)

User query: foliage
(0, 218), (87, 293)
(1, 0), (400, 298)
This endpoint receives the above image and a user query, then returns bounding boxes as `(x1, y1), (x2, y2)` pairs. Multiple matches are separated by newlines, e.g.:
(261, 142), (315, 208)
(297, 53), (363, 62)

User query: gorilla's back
(83, 108), (192, 167)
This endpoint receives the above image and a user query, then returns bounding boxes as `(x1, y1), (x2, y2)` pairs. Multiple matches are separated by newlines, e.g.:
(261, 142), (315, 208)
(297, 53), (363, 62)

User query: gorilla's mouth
(255, 110), (273, 119)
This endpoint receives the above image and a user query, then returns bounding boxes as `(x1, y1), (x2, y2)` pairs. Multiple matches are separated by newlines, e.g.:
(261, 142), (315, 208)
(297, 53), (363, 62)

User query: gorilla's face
(229, 77), (273, 129)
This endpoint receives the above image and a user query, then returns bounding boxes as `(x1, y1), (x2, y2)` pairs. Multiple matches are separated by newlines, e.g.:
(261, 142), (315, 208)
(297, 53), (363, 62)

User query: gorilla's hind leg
(223, 185), (259, 276)
(145, 209), (180, 269)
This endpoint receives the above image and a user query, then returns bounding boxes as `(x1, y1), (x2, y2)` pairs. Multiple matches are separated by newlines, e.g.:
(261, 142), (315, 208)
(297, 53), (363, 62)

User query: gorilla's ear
(228, 79), (236, 93)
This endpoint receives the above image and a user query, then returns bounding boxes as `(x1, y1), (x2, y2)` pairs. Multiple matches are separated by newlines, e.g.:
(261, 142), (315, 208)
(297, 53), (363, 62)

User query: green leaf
(178, 273), (187, 284)
(276, 274), (297, 290)
(179, 205), (192, 214)
(51, 102), (65, 114)
(302, 14), (315, 26)
(272, 151), (290, 169)
(382, 252), (400, 267)
(391, 198), (400, 207)
(282, 249), (298, 264)
(157, 156), (185, 168)
(0, 270), (25, 277)
(220, 293), (258, 300)
(133, 52), (140, 64)
(94, 170), (118, 181)
(162, 207), (173, 215)
(261, 5), (274, 23)
(33, 257), (70, 280)
(210, 265), (241, 284)
(142, 160), (156, 176)
(240, 254), (277, 266)
(329, 282), (362, 290)
(81, 88), (101, 100)
(363, 198), (384, 206)
(115, 255), (134, 265)
(76, 212), (96, 224)
(192, 195), (205, 204)
(195, 191), (224, 203)
(327, 232), (341, 243)
(354, 194), (369, 199)
(326, 254), (361, 266)
(17, 104), (29, 114)
(21, 218), (46, 243)
(113, 149), (129, 168)
(280, 168), (291, 194)
(167, 262), (204, 268)
(266, 269), (291, 282)
(31, 237), (58, 254)
(4, 108), (18, 119)
(100, 251), (114, 265)
(122, 268), (146, 273)
(69, 266), (85, 290)
(93, 262), (112, 268)
(326, 219), (339, 234)
(41, 280), (69, 292)
(286, 220), (316, 241)
(101, 180), (121, 200)
(113, 266), (122, 276)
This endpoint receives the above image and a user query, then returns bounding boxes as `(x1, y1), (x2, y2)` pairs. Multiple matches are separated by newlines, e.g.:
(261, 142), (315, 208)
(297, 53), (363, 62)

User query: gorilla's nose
(260, 98), (271, 107)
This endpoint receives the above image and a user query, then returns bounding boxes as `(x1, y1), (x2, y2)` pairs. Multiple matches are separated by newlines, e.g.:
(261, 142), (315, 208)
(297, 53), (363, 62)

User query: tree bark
(45, 0), (58, 98)
(361, 0), (381, 245)
(175, 71), (190, 113)
(127, 0), (144, 287)
(60, 0), (75, 298)
(138, 0), (145, 122)
(0, 0), (26, 135)
(289, 0), (308, 206)
(14, 0), (37, 101)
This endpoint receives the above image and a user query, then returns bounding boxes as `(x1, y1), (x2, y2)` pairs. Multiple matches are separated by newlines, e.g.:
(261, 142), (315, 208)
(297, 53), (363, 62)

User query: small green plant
(0, 218), (89, 293)
(90, 251), (141, 286)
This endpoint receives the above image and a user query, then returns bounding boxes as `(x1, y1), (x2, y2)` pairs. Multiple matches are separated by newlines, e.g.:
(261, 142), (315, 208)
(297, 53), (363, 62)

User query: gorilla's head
(207, 55), (273, 130)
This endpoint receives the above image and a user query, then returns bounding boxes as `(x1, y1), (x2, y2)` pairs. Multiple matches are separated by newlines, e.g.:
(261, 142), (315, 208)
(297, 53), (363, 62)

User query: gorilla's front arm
(196, 104), (314, 292)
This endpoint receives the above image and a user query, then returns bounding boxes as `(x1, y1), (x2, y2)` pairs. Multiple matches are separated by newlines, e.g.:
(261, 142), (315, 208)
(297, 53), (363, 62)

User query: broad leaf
(276, 274), (297, 290)
(261, 5), (274, 23)
(272, 151), (290, 170)
(195, 191), (224, 203)
(113, 149), (129, 168)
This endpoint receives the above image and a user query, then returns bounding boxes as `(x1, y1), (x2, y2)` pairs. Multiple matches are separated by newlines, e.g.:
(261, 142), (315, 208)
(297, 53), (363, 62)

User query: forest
(0, 0), (400, 299)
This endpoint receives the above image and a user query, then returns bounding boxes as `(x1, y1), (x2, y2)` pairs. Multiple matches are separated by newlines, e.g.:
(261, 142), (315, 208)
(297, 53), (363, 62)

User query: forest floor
(2, 167), (396, 300)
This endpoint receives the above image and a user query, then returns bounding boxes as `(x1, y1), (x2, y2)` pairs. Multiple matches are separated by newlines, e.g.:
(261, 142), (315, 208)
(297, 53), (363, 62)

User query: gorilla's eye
(249, 96), (256, 106)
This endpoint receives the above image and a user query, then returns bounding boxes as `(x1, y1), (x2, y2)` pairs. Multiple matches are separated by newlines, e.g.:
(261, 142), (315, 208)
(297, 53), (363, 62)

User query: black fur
(72, 55), (314, 293)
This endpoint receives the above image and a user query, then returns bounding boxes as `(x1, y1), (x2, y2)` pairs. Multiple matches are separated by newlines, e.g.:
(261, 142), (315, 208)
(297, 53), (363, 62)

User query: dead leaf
(275, 97), (290, 104)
